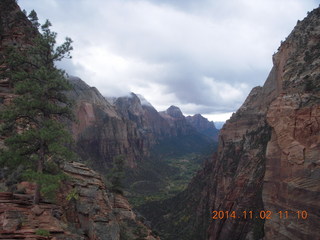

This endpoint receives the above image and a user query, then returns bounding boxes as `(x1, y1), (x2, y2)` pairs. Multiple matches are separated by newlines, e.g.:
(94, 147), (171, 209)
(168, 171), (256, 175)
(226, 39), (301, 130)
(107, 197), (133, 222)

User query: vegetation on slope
(0, 9), (74, 204)
(124, 133), (217, 208)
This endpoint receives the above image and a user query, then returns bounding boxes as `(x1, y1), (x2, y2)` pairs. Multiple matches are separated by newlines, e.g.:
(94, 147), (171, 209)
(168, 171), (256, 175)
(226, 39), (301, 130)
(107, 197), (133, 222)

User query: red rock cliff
(0, 162), (159, 240)
(68, 77), (146, 169)
(262, 8), (320, 240)
(208, 7), (320, 240)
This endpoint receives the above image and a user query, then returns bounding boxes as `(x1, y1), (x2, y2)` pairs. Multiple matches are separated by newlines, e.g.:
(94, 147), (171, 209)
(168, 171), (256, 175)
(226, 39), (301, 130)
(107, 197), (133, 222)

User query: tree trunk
(33, 143), (44, 205)
(33, 182), (41, 204)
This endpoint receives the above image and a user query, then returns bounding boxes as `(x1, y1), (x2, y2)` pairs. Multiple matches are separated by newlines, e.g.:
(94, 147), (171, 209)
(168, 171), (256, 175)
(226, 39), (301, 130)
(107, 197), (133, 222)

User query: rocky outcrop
(113, 92), (172, 144)
(68, 78), (145, 169)
(0, 162), (159, 240)
(159, 106), (194, 136)
(186, 114), (219, 140)
(141, 6), (320, 240)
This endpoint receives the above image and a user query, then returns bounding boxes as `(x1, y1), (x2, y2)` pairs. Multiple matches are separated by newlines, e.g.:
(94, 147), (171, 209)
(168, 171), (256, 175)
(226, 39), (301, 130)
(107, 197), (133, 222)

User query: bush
(35, 229), (50, 237)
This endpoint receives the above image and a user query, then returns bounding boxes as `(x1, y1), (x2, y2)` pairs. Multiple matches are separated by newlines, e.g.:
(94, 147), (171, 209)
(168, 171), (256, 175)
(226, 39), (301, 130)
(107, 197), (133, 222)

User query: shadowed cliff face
(68, 78), (145, 169)
(69, 84), (216, 170)
(113, 93), (172, 143)
(140, 7), (320, 240)
(186, 114), (219, 141)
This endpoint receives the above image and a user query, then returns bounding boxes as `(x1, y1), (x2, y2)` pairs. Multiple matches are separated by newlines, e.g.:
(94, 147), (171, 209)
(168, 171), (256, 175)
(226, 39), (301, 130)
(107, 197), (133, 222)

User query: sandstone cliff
(113, 96), (208, 141)
(0, 162), (159, 240)
(262, 8), (320, 239)
(140, 7), (320, 240)
(69, 81), (216, 170)
(113, 92), (172, 143)
(160, 106), (192, 136)
(205, 7), (320, 240)
(68, 77), (145, 169)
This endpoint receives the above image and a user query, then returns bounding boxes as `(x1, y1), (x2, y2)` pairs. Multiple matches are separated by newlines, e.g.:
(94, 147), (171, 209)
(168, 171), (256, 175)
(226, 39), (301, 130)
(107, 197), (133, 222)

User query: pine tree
(28, 10), (40, 28)
(0, 12), (74, 204)
(107, 155), (126, 194)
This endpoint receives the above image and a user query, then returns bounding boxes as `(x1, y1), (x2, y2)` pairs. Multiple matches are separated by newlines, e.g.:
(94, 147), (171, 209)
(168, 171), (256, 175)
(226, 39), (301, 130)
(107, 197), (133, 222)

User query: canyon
(69, 78), (217, 170)
(139, 6), (320, 240)
(1, 0), (320, 239)
(0, 1), (217, 239)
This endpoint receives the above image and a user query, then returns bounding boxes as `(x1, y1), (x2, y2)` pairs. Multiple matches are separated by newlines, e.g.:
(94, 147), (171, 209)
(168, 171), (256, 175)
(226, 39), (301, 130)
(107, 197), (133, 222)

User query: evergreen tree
(0, 13), (74, 204)
(28, 10), (40, 28)
(107, 155), (126, 194)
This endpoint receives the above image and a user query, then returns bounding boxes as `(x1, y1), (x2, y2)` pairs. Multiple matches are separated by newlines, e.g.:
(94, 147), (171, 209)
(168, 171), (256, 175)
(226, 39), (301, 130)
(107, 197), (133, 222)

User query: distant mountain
(67, 79), (217, 168)
(113, 93), (174, 141)
(186, 114), (219, 140)
(68, 77), (146, 169)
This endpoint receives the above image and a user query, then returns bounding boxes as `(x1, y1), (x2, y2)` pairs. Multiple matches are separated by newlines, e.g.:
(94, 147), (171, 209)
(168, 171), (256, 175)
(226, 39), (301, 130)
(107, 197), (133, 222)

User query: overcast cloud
(19, 0), (319, 121)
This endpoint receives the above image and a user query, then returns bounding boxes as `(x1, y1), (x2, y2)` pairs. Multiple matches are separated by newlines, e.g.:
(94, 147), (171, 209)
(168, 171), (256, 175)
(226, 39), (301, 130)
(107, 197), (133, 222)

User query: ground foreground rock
(0, 162), (159, 240)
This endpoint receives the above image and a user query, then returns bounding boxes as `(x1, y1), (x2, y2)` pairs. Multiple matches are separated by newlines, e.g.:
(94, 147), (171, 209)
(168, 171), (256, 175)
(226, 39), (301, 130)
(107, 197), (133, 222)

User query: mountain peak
(166, 105), (184, 119)
(136, 94), (154, 108)
(186, 114), (218, 140)
(186, 113), (216, 128)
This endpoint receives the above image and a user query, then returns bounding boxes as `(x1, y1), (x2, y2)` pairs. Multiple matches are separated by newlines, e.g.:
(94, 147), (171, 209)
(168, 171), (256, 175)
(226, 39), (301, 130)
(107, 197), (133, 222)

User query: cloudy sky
(19, 0), (319, 121)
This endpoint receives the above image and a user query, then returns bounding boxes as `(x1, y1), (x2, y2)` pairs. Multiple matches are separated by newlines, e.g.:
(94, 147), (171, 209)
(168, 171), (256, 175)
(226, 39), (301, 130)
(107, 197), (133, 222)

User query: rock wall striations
(68, 77), (146, 169)
(262, 8), (320, 240)
(0, 162), (159, 240)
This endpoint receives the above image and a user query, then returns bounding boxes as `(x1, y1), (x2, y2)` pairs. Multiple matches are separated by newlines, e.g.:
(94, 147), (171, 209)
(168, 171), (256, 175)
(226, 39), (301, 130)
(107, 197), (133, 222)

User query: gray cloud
(19, 0), (319, 120)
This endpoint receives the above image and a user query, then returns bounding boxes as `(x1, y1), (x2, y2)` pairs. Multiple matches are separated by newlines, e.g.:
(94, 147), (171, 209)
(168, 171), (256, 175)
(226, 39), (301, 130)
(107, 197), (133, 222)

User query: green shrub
(35, 229), (50, 237)
(66, 188), (79, 201)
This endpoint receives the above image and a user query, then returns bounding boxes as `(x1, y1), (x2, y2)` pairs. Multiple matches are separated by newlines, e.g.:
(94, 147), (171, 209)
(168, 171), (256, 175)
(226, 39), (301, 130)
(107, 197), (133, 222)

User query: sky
(19, 0), (319, 122)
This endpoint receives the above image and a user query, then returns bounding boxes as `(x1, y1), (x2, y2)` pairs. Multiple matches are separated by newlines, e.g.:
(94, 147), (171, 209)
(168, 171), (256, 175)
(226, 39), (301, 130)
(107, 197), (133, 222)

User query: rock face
(0, 162), (159, 240)
(69, 81), (217, 171)
(186, 114), (219, 140)
(159, 106), (195, 136)
(113, 92), (172, 143)
(206, 7), (320, 240)
(141, 7), (320, 240)
(69, 82), (215, 170)
(113, 97), (205, 141)
(68, 78), (145, 169)
(206, 8), (320, 240)
(262, 8), (320, 240)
